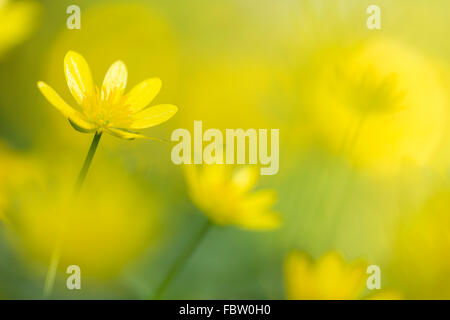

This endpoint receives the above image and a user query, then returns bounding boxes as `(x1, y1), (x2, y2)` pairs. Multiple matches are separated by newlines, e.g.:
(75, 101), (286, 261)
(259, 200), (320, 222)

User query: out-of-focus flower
(9, 159), (160, 278)
(0, 142), (40, 223)
(391, 190), (450, 299)
(306, 38), (447, 175)
(285, 251), (401, 300)
(37, 51), (177, 140)
(0, 0), (39, 57)
(185, 165), (281, 230)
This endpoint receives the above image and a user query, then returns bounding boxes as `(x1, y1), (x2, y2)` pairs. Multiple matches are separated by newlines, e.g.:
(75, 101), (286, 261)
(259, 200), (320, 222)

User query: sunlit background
(0, 0), (450, 299)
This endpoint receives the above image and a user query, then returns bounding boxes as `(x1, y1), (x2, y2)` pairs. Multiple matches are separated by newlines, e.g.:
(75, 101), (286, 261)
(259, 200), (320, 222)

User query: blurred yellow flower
(307, 38), (447, 175)
(9, 159), (160, 278)
(185, 165), (280, 230)
(0, 141), (40, 223)
(285, 251), (401, 300)
(0, 0), (39, 56)
(37, 51), (177, 140)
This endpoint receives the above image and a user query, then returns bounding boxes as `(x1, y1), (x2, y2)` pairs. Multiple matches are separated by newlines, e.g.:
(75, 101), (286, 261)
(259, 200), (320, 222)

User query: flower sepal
(106, 127), (165, 142)
(68, 119), (97, 133)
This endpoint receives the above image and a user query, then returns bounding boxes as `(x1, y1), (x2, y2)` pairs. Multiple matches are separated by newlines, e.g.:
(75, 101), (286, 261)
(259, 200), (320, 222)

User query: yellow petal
(131, 104), (178, 129)
(202, 164), (228, 186)
(105, 128), (163, 141)
(102, 60), (128, 97)
(37, 81), (96, 131)
(236, 210), (281, 230)
(184, 165), (204, 207)
(124, 78), (162, 113)
(315, 252), (366, 299)
(0, 0), (39, 56)
(285, 251), (314, 299)
(64, 51), (94, 105)
(241, 190), (277, 212)
(231, 167), (259, 193)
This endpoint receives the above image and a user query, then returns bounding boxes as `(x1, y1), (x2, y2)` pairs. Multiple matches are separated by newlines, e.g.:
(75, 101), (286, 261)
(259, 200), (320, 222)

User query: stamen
(83, 87), (133, 128)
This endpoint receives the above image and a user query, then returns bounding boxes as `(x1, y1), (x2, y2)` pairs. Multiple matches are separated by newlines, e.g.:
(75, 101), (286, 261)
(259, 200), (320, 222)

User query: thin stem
(43, 236), (63, 298)
(153, 220), (212, 300)
(74, 132), (102, 194)
(43, 132), (102, 299)
(288, 118), (355, 249)
(322, 114), (367, 246)
(290, 114), (368, 249)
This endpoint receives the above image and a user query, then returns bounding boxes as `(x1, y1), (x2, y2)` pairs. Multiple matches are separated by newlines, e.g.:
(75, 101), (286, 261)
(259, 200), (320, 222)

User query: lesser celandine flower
(38, 51), (178, 140)
(285, 251), (401, 300)
(36, 50), (177, 297)
(0, 0), (39, 56)
(185, 165), (281, 230)
(307, 38), (446, 175)
(153, 165), (280, 299)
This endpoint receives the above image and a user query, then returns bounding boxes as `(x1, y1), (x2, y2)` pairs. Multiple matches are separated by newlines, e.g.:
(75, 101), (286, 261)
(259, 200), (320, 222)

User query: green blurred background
(1, 0), (450, 299)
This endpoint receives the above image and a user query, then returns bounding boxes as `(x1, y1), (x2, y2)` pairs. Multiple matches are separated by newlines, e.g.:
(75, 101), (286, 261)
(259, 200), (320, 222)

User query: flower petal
(241, 189), (278, 212)
(234, 189), (280, 230)
(37, 81), (96, 131)
(231, 167), (259, 193)
(102, 60), (127, 97)
(131, 104), (178, 129)
(106, 128), (163, 141)
(235, 210), (281, 230)
(315, 252), (366, 299)
(285, 251), (314, 300)
(64, 51), (94, 105)
(125, 78), (162, 113)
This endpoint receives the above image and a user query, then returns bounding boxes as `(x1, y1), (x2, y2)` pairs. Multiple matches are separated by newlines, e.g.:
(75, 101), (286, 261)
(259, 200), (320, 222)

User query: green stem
(74, 132), (102, 194)
(322, 114), (367, 247)
(42, 236), (63, 298)
(43, 132), (102, 299)
(153, 220), (212, 300)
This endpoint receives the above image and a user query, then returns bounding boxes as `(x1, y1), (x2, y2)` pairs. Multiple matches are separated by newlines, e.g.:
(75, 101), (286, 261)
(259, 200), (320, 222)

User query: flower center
(83, 87), (133, 129)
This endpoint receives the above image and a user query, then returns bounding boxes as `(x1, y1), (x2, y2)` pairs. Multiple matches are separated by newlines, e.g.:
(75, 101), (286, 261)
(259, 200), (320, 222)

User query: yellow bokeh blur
(391, 189), (450, 299)
(0, 0), (450, 300)
(0, 0), (39, 57)
(8, 157), (160, 278)
(306, 38), (447, 175)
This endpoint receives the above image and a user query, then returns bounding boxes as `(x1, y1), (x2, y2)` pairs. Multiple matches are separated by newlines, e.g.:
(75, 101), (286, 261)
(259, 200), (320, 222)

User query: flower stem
(42, 237), (63, 298)
(43, 132), (102, 299)
(322, 115), (366, 245)
(289, 114), (367, 249)
(153, 220), (212, 300)
(74, 131), (102, 194)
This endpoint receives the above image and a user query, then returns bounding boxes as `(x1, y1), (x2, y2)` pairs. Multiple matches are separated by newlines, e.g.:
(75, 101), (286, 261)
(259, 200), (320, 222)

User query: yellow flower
(37, 51), (178, 140)
(285, 251), (401, 300)
(0, 0), (39, 56)
(185, 165), (281, 230)
(306, 38), (447, 175)
(0, 141), (40, 223)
